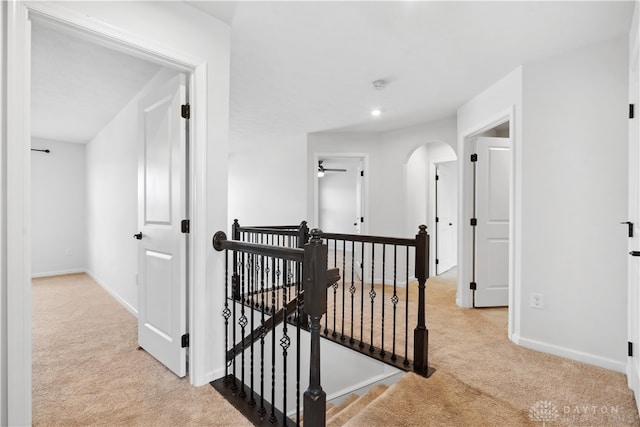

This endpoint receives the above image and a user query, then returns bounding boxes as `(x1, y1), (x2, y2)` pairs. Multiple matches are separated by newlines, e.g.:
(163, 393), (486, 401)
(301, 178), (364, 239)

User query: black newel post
(303, 229), (327, 427)
(413, 224), (430, 377)
(232, 219), (241, 301)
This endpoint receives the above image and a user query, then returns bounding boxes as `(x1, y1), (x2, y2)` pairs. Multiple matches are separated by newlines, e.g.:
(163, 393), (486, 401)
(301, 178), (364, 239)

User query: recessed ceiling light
(371, 109), (382, 117)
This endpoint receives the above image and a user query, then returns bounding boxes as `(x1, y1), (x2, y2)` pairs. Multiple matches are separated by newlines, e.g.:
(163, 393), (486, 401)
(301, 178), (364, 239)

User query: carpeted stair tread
(325, 393), (359, 420)
(327, 384), (388, 427)
(343, 372), (534, 427)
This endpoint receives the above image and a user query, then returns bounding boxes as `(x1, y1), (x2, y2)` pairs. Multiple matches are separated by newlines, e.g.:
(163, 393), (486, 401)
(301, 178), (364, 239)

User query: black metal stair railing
(211, 228), (329, 427)
(232, 219), (433, 378)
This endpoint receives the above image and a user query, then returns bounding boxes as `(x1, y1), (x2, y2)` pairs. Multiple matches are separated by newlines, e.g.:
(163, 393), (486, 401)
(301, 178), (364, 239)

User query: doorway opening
(434, 160), (458, 275)
(463, 120), (512, 332)
(317, 156), (364, 235)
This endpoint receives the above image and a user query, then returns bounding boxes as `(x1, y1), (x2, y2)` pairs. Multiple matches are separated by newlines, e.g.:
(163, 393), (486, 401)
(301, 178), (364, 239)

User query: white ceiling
(31, 1), (634, 147)
(189, 0), (633, 148)
(31, 22), (162, 143)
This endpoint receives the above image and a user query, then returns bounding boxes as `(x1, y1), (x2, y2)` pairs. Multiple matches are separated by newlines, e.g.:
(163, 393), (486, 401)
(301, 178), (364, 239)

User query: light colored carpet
(340, 270), (640, 426)
(32, 273), (250, 426)
(33, 271), (640, 426)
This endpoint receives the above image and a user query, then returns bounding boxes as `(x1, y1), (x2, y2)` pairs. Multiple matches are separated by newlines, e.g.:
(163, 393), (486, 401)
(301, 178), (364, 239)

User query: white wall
(228, 137), (307, 228)
(31, 138), (86, 277)
(519, 36), (628, 371)
(307, 118), (457, 238)
(457, 36), (629, 372)
(86, 68), (178, 314)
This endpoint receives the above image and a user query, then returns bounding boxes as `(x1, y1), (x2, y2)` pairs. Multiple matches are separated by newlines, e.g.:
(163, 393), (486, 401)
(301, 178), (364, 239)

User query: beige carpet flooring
(32, 273), (250, 426)
(33, 271), (640, 426)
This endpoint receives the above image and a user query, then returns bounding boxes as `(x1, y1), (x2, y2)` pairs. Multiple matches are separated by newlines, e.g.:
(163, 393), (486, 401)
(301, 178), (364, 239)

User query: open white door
(627, 4), (640, 409)
(473, 137), (510, 307)
(136, 74), (188, 377)
(436, 161), (457, 274)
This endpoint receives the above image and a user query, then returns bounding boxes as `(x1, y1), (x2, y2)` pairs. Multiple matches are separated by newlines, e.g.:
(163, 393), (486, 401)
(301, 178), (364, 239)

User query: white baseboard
(85, 270), (138, 317)
(32, 268), (86, 278)
(518, 336), (626, 373)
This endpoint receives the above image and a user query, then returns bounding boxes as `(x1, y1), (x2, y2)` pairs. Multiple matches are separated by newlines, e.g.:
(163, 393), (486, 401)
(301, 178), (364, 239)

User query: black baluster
(380, 244), (386, 358)
(332, 239), (338, 338)
(281, 261), (290, 426)
(239, 253), (247, 399)
(391, 245), (398, 362)
(296, 259), (302, 426)
(349, 241), (356, 345)
(359, 241), (365, 349)
(270, 258), (278, 424)
(341, 239), (346, 341)
(249, 254), (256, 407)
(223, 250), (231, 382)
(259, 256), (267, 417)
(369, 244), (376, 353)
(404, 246), (410, 366)
(232, 251), (238, 392)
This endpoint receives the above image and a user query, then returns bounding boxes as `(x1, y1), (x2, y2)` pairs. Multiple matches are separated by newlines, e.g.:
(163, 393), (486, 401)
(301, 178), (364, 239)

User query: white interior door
(355, 162), (363, 234)
(627, 6), (640, 408)
(436, 161), (458, 274)
(474, 137), (510, 307)
(136, 74), (188, 377)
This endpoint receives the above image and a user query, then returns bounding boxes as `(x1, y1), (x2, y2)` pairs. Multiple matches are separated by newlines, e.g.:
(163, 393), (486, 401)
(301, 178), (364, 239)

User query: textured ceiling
(31, 22), (162, 143)
(188, 1), (634, 148)
(31, 2), (634, 147)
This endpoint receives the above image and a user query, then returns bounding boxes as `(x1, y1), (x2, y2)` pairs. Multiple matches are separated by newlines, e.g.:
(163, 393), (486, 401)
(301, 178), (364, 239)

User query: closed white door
(474, 137), (509, 307)
(436, 161), (458, 274)
(136, 74), (188, 377)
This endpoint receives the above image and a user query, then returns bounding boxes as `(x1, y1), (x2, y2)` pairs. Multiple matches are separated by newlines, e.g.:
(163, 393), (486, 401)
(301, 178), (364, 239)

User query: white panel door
(436, 161), (458, 274)
(627, 7), (640, 407)
(474, 137), (510, 307)
(137, 74), (187, 377)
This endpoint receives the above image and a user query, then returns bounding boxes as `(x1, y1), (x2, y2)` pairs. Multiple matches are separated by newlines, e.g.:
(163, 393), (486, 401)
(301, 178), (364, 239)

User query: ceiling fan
(318, 160), (347, 177)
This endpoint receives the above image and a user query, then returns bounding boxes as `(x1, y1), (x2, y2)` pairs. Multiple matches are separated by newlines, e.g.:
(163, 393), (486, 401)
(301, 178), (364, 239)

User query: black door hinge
(470, 282), (477, 290)
(470, 218), (477, 226)
(631, 104), (635, 119)
(181, 219), (190, 234)
(181, 333), (190, 348)
(360, 170), (364, 177)
(436, 175), (439, 181)
(436, 259), (440, 265)
(436, 217), (440, 223)
(360, 217), (364, 223)
(181, 104), (190, 119)
(471, 153), (478, 162)
(629, 341), (633, 357)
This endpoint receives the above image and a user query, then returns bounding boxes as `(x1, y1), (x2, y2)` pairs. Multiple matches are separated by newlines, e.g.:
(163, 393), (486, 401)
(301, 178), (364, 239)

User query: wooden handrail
(213, 231), (304, 262)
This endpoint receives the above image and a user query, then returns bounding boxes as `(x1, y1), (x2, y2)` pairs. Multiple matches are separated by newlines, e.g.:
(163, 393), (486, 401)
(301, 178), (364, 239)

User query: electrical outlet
(531, 293), (544, 310)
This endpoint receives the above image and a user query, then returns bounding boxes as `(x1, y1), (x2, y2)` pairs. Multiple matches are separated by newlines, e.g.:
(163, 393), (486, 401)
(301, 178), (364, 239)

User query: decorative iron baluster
(380, 244), (386, 357)
(391, 245), (398, 362)
(239, 254), (248, 398)
(331, 239), (338, 338)
(359, 241), (365, 349)
(259, 256), (267, 417)
(404, 246), (410, 366)
(341, 239), (346, 341)
(349, 240), (356, 344)
(296, 258), (302, 426)
(281, 261), (290, 425)
(232, 250), (238, 392)
(248, 254), (256, 407)
(369, 244), (376, 353)
(270, 258), (278, 424)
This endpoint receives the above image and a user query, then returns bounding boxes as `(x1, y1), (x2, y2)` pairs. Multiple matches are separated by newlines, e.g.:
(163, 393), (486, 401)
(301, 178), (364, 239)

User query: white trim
(6, 2), (32, 424)
(519, 336), (627, 374)
(31, 268), (86, 279)
(312, 152), (369, 233)
(7, 2), (212, 420)
(628, 360), (640, 411)
(86, 271), (138, 317)
(458, 106), (520, 344)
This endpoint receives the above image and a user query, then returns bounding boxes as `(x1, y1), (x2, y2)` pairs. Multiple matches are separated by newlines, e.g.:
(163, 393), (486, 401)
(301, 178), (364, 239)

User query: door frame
(458, 106), (520, 342)
(312, 152), (369, 233)
(5, 2), (209, 424)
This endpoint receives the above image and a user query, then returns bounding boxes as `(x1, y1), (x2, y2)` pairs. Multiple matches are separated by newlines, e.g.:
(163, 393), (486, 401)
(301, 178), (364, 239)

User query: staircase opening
(211, 220), (433, 426)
